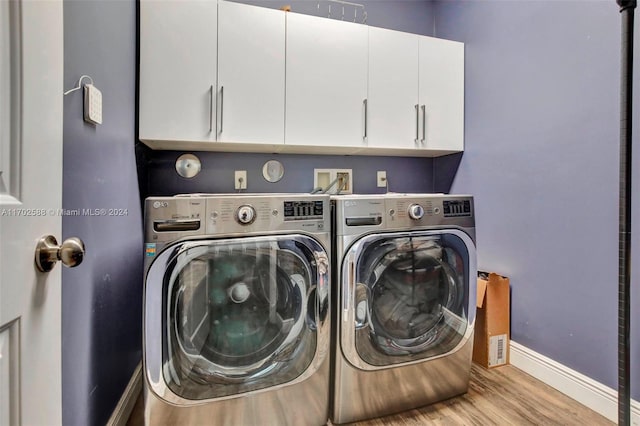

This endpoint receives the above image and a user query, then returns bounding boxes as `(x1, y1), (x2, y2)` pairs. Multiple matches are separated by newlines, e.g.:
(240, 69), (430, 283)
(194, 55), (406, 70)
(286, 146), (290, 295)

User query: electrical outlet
(234, 170), (247, 190)
(83, 84), (102, 125)
(377, 171), (387, 188)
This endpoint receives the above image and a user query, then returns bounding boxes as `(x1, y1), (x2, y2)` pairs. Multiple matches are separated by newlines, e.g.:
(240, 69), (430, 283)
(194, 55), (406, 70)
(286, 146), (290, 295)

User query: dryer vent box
(473, 272), (510, 369)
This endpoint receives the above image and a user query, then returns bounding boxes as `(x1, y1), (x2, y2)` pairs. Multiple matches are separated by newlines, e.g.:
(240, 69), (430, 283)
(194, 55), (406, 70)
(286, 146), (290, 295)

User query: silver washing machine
(143, 194), (331, 425)
(331, 194), (477, 424)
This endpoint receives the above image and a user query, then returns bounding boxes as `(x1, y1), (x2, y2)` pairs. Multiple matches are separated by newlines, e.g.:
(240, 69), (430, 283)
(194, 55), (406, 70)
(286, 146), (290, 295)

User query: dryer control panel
(386, 196), (474, 229)
(443, 199), (472, 217)
(333, 194), (474, 236)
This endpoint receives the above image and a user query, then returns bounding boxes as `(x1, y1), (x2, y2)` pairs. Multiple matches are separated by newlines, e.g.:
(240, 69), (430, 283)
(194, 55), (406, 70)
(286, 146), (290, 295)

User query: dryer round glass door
(145, 234), (329, 401)
(343, 230), (475, 368)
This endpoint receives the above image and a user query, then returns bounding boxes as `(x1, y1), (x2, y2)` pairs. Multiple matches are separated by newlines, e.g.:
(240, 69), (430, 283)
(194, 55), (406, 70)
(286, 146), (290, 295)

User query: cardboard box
(472, 272), (510, 368)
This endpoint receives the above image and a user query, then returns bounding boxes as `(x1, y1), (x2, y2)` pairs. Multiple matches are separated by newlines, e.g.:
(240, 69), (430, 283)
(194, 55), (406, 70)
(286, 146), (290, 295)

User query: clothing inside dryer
(163, 237), (324, 399)
(371, 240), (453, 340)
(354, 233), (470, 364)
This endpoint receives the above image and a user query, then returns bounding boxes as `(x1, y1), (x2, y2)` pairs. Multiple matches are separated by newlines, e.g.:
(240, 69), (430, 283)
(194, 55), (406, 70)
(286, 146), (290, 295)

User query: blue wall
(146, 152), (435, 195)
(434, 0), (639, 399)
(63, 1), (143, 425)
(229, 0), (435, 35)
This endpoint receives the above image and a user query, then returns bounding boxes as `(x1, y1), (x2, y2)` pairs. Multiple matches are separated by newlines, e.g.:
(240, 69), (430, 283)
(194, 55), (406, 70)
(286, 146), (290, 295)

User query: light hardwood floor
(346, 364), (612, 425)
(128, 364), (612, 425)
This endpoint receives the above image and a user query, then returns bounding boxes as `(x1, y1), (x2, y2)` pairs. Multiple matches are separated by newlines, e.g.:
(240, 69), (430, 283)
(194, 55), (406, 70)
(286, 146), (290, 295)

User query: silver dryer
(331, 194), (477, 424)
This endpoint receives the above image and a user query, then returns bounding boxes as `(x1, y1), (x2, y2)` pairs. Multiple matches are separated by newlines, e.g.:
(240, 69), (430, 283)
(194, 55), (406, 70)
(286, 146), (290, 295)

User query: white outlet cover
(313, 168), (352, 194)
(83, 84), (102, 125)
(234, 170), (247, 190)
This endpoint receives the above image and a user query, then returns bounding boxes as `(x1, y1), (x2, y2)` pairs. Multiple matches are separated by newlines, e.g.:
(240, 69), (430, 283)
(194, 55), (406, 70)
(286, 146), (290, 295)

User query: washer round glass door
(146, 234), (329, 401)
(343, 230), (475, 368)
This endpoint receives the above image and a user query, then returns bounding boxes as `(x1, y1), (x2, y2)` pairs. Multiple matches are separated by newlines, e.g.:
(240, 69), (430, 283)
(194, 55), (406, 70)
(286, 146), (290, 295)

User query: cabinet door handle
(219, 85), (224, 135)
(363, 99), (368, 141)
(421, 105), (426, 143)
(415, 104), (420, 143)
(208, 85), (214, 133)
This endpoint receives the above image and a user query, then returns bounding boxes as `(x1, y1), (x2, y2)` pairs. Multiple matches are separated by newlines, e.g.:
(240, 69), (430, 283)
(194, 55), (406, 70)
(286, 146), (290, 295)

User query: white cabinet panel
(218, 1), (285, 144)
(286, 13), (368, 147)
(367, 29), (464, 153)
(367, 27), (419, 149)
(419, 37), (464, 151)
(139, 0), (217, 143)
(138, 2), (464, 156)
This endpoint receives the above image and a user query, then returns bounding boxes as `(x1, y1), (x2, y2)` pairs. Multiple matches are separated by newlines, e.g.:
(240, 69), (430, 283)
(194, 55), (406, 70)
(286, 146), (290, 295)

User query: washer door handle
(306, 286), (318, 331)
(354, 283), (370, 329)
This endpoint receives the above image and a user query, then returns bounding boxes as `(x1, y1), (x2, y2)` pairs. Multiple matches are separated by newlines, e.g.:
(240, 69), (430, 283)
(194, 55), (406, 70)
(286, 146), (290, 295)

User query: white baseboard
(510, 341), (639, 425)
(107, 362), (143, 426)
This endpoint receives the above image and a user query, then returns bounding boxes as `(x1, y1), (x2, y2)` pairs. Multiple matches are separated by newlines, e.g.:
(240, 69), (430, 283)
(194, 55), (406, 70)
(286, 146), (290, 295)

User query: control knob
(236, 205), (256, 225)
(408, 203), (425, 220)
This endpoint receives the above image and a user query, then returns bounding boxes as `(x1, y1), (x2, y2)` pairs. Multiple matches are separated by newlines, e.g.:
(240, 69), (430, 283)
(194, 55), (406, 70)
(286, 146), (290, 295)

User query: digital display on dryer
(443, 200), (472, 217)
(283, 201), (323, 220)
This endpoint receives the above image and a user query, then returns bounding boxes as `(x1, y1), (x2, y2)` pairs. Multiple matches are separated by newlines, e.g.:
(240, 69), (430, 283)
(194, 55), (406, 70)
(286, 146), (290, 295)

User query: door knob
(35, 235), (85, 272)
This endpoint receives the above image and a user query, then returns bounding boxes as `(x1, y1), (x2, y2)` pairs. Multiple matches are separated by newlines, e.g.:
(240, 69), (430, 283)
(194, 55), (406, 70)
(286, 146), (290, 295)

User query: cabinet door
(367, 27), (419, 149)
(139, 0), (217, 143)
(286, 13), (368, 148)
(218, 1), (285, 144)
(419, 37), (464, 151)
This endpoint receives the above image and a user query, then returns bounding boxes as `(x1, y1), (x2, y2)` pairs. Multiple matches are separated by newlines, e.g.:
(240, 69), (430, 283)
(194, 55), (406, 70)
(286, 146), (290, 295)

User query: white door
(139, 0), (217, 144)
(367, 27), (419, 149)
(285, 13), (368, 148)
(0, 1), (64, 424)
(419, 36), (464, 152)
(218, 1), (285, 145)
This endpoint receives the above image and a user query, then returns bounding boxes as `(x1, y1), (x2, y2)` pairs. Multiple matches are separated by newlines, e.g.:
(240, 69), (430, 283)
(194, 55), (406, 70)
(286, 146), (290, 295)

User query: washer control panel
(283, 200), (324, 221)
(146, 194), (330, 239)
(236, 205), (256, 225)
(407, 203), (425, 220)
(206, 195), (329, 234)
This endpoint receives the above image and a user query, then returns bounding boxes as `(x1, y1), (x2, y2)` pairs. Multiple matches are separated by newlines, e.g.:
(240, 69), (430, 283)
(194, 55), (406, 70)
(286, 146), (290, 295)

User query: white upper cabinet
(368, 28), (464, 153)
(419, 37), (464, 152)
(367, 27), (419, 149)
(285, 12), (368, 148)
(218, 1), (285, 145)
(139, 0), (217, 144)
(138, 1), (464, 156)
